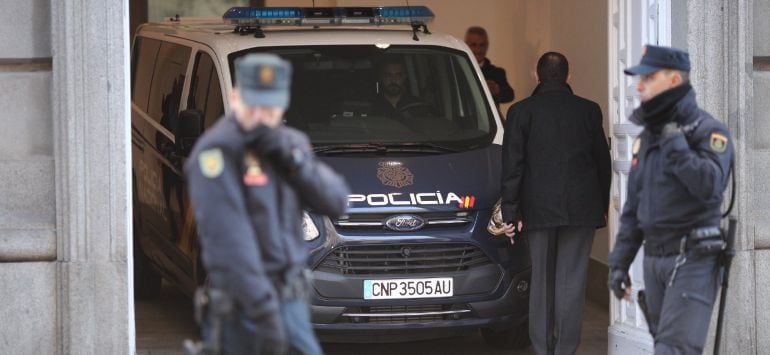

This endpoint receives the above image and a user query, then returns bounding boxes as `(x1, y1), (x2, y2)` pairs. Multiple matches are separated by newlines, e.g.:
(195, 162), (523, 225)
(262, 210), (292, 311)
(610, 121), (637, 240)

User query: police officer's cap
(234, 53), (292, 109)
(624, 45), (690, 76)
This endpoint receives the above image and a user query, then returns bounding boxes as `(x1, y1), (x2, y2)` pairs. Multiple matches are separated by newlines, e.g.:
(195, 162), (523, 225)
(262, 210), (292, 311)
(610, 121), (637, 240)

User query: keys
(668, 237), (688, 287)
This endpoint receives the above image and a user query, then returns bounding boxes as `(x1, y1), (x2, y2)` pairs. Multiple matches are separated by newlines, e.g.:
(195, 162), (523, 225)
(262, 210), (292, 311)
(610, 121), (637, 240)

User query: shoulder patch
(199, 148), (224, 178)
(632, 137), (641, 155)
(709, 132), (728, 153)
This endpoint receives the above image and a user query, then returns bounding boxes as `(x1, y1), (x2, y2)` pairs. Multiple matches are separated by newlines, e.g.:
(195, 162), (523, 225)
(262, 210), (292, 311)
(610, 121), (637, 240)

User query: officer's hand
(608, 268), (632, 300)
(661, 121), (682, 137)
(251, 126), (312, 174)
(256, 313), (288, 355)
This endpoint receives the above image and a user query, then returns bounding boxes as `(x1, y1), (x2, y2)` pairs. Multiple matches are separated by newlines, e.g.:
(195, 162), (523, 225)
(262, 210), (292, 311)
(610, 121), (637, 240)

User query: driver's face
(381, 63), (406, 97)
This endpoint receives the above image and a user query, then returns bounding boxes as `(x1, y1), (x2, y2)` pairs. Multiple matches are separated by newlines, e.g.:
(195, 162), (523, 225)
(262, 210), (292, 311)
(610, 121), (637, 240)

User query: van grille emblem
(385, 214), (425, 232)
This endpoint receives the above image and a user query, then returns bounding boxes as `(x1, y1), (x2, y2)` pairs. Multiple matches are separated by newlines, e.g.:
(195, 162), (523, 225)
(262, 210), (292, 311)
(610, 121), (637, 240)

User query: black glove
(254, 312), (288, 355)
(608, 267), (631, 300)
(250, 126), (312, 174)
(661, 121), (682, 137)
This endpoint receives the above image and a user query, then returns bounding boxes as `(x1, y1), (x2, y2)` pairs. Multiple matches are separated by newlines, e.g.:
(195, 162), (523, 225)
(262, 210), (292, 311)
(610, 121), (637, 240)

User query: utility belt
(644, 226), (726, 257)
(184, 267), (313, 355)
(643, 226), (725, 287)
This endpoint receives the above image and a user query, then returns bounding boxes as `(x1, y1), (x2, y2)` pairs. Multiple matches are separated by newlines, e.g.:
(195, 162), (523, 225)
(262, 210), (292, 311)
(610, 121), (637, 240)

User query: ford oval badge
(385, 214), (426, 232)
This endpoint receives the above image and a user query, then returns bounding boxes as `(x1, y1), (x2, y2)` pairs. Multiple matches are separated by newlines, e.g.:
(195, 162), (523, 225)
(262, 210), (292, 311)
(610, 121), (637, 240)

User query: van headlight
(302, 211), (320, 241)
(487, 199), (506, 236)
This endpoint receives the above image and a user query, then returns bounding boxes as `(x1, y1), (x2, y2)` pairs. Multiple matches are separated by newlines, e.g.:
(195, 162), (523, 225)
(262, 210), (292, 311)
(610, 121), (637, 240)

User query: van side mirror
(176, 109), (204, 156)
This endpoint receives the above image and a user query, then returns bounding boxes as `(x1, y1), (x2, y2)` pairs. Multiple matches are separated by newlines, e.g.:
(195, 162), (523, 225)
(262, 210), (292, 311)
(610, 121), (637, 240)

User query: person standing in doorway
(465, 26), (515, 107)
(501, 52), (611, 355)
(608, 45), (734, 354)
(185, 53), (349, 355)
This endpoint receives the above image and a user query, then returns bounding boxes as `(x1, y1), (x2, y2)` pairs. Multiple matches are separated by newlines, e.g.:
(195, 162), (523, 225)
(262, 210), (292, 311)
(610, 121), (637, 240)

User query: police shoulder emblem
(199, 148), (224, 178)
(377, 161), (414, 188)
(710, 132), (728, 153)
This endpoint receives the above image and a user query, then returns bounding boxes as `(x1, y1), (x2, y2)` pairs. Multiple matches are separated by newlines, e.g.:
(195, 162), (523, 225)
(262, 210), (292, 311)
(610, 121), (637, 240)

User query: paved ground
(136, 282), (608, 355)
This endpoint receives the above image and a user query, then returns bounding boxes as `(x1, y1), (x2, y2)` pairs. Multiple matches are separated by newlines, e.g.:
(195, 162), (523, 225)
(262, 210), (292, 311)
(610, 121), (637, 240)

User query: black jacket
(608, 87), (734, 270)
(184, 115), (349, 320)
(501, 81), (611, 230)
(481, 59), (514, 105)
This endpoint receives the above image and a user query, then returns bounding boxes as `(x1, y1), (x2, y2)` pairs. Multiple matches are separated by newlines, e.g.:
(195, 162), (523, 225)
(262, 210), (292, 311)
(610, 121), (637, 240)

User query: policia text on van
(131, 6), (531, 348)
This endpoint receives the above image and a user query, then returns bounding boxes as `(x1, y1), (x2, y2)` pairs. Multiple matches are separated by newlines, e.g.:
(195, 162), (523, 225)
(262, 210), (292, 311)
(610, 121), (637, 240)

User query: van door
(176, 49), (225, 283)
(131, 36), (193, 290)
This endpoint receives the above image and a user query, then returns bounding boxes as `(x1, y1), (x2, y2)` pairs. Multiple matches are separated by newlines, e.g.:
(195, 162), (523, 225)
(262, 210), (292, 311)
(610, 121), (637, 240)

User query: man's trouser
(527, 226), (594, 355)
(643, 251), (720, 355)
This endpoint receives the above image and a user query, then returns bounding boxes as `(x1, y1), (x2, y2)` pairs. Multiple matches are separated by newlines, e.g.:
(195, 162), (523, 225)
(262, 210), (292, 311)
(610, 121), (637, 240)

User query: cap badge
(260, 66), (274, 85)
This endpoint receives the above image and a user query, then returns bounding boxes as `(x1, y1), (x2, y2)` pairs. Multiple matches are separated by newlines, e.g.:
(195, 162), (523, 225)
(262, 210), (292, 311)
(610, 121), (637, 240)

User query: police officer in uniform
(185, 53), (349, 354)
(608, 45), (734, 354)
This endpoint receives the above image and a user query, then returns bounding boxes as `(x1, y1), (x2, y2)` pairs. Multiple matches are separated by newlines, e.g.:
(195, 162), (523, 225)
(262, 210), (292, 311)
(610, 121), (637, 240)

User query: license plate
(363, 278), (453, 300)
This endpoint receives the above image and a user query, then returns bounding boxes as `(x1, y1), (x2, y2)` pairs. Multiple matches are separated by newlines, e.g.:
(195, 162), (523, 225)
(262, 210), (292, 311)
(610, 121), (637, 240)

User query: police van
(131, 6), (531, 347)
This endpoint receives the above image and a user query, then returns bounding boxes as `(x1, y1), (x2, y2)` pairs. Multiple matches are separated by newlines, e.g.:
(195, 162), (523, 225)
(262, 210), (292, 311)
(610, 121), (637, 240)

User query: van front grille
(316, 243), (491, 275)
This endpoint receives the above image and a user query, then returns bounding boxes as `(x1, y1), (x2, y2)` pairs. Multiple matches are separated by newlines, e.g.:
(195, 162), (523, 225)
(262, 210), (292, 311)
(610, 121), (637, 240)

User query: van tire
(481, 321), (531, 350)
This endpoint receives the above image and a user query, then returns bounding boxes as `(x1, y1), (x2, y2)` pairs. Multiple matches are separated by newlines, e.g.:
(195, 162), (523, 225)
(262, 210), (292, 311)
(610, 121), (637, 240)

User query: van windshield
(230, 45), (496, 154)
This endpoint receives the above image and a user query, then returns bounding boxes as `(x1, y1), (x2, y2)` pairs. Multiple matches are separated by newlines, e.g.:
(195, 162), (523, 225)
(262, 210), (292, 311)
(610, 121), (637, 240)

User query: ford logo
(384, 214), (426, 232)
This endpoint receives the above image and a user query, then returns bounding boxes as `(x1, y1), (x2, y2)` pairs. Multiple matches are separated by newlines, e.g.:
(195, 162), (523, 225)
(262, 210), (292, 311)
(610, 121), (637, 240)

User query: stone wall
(0, 0), (133, 353)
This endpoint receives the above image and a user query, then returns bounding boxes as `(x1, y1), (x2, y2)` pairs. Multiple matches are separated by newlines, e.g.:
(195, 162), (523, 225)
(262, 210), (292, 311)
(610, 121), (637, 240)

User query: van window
(230, 45), (496, 153)
(131, 37), (161, 113)
(147, 42), (191, 125)
(188, 51), (225, 129)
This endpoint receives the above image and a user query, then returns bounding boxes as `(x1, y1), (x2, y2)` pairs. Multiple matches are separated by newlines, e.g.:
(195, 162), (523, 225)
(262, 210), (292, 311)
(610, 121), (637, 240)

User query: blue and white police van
(131, 6), (531, 348)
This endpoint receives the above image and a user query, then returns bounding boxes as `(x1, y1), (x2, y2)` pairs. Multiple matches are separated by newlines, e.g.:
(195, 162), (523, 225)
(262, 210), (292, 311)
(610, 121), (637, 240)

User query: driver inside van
(371, 59), (434, 119)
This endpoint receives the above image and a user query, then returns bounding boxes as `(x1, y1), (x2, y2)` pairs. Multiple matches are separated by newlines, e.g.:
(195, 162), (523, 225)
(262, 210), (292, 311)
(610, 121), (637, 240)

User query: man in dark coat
(185, 53), (349, 355)
(465, 26), (515, 106)
(607, 45), (734, 354)
(501, 52), (611, 355)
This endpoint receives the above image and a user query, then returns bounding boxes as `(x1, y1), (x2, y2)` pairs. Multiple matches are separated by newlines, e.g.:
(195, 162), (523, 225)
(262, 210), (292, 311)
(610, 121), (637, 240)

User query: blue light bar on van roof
(222, 6), (435, 27)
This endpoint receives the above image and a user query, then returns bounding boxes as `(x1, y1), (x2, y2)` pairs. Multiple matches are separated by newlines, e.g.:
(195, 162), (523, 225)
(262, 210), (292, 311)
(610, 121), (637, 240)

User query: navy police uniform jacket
(608, 85), (734, 270)
(184, 114), (349, 320)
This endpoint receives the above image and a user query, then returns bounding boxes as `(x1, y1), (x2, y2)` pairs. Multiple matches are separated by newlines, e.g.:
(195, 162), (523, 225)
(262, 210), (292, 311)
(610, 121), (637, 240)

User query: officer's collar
(531, 81), (573, 96)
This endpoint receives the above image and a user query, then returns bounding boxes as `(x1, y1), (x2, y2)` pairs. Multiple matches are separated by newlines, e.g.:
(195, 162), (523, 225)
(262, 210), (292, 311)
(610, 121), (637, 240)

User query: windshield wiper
(313, 144), (389, 155)
(313, 142), (459, 156)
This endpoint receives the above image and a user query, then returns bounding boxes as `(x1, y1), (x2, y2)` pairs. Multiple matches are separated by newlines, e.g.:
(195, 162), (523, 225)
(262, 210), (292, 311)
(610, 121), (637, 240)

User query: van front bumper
(310, 265), (530, 342)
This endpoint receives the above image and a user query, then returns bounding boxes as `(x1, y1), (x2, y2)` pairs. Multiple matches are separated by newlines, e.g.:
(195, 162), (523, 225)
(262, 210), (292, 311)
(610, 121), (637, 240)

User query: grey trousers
(526, 226), (595, 355)
(643, 252), (720, 355)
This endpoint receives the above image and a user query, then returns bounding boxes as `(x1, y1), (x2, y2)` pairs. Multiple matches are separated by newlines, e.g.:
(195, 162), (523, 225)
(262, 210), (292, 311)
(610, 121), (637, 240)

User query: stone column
(52, 0), (133, 354)
(683, 0), (757, 353)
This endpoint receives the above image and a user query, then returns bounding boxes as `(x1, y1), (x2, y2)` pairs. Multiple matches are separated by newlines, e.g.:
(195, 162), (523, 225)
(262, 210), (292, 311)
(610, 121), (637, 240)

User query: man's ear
(670, 70), (683, 87)
(533, 71), (540, 84)
(566, 73), (572, 84)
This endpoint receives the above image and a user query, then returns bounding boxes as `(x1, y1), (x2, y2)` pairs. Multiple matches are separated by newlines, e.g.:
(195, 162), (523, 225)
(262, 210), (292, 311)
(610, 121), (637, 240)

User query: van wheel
(481, 321), (531, 350)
